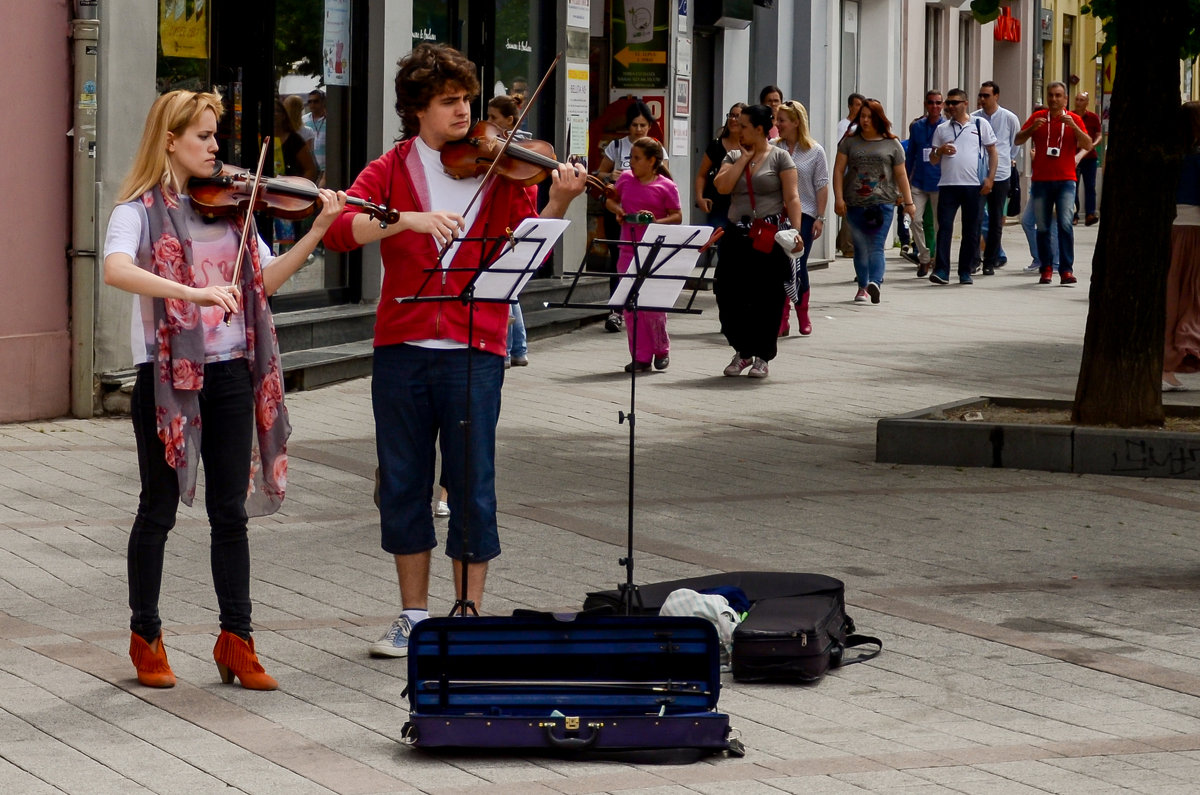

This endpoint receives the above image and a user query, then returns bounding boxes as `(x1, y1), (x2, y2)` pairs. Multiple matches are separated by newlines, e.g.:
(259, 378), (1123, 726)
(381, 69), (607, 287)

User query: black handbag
(1007, 171), (1022, 217)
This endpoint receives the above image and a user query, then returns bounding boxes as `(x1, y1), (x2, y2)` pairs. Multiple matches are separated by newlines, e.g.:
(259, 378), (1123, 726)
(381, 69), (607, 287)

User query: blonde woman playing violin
(103, 89), (344, 691)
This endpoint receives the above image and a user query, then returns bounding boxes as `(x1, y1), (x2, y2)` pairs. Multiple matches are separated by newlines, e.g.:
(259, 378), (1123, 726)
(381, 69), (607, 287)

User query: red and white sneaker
(723, 354), (753, 376)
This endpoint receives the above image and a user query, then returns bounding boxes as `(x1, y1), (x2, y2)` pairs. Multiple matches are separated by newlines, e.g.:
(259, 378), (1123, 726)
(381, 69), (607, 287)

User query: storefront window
(271, 0), (351, 301)
(154, 0), (362, 310)
(493, 0), (542, 137)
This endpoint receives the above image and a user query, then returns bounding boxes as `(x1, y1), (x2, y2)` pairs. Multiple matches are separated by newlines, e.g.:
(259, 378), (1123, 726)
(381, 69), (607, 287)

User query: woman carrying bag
(712, 104), (804, 379)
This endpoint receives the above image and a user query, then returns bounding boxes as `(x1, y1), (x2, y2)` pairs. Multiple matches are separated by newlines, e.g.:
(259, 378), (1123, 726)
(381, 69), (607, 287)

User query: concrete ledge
(877, 396), (1200, 480)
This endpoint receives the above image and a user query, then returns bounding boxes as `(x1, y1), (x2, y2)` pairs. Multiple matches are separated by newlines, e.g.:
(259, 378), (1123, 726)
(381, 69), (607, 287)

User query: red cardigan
(324, 138), (538, 355)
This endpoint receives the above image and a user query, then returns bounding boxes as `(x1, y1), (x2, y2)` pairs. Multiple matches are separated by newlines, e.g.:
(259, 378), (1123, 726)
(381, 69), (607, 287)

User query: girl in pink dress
(604, 138), (682, 371)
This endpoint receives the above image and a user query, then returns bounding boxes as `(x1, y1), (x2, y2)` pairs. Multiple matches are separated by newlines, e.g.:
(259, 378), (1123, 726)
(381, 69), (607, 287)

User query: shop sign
(612, 0), (669, 90)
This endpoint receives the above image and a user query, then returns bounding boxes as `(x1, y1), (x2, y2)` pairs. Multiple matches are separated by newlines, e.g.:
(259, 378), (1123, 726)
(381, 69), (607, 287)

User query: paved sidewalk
(5, 223), (1200, 794)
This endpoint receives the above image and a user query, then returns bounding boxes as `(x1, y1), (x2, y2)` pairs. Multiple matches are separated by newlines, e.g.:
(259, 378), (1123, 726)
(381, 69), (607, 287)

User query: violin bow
(436, 51), (565, 264)
(224, 137), (272, 325)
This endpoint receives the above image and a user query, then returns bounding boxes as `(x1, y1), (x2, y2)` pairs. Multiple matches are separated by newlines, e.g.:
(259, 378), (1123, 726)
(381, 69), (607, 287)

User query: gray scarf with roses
(139, 185), (291, 517)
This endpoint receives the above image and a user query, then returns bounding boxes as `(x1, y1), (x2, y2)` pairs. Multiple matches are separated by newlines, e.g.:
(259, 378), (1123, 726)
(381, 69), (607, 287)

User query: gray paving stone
(7, 226), (1200, 792)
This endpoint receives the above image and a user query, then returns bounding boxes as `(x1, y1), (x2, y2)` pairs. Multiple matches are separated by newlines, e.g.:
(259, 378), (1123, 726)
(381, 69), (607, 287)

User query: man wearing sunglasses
(929, 88), (998, 285)
(972, 81), (1020, 275)
(904, 90), (945, 277)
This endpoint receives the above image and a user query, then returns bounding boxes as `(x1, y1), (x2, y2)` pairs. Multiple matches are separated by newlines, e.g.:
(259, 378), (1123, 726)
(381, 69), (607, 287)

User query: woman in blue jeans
(832, 99), (917, 303)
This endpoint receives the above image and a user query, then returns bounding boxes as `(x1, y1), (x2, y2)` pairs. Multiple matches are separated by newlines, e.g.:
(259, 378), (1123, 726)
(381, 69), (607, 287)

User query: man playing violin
(323, 43), (588, 658)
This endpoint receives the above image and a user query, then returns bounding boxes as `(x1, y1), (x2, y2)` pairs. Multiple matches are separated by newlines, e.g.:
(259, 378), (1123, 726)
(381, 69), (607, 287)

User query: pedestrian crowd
(660, 77), (1105, 382)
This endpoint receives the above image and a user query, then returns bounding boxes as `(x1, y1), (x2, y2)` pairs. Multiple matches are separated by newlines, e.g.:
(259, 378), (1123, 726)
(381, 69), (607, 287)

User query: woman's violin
(188, 162), (399, 227)
(440, 121), (612, 198)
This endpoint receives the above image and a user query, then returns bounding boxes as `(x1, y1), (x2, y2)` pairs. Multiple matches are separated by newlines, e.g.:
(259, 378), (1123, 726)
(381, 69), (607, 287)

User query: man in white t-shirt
(928, 88), (998, 285)
(971, 81), (1020, 274)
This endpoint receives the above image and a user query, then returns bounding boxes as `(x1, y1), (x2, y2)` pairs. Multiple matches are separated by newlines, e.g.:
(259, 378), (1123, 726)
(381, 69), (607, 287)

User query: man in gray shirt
(972, 81), (1020, 275)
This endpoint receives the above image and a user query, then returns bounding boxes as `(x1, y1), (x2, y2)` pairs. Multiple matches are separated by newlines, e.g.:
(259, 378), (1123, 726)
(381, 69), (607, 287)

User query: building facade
(0, 0), (1120, 423)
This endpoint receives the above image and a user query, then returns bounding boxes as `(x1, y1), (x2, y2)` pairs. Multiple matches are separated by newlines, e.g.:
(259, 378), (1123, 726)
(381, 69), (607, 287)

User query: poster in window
(612, 0), (669, 91)
(323, 0), (351, 86)
(160, 0), (207, 59)
(673, 76), (690, 117)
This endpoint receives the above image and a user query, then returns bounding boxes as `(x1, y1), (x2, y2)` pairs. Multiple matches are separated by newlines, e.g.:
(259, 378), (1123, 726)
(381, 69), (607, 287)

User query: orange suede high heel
(129, 632), (176, 688)
(213, 630), (278, 691)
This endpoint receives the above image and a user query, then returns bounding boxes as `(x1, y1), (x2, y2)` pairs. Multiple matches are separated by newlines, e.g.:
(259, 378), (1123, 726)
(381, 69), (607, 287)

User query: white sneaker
(747, 358), (769, 378)
(434, 500), (450, 518)
(369, 615), (415, 658)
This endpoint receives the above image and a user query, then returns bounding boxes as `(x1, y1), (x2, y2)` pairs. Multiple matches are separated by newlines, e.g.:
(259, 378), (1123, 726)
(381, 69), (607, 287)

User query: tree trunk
(1071, 0), (1186, 426)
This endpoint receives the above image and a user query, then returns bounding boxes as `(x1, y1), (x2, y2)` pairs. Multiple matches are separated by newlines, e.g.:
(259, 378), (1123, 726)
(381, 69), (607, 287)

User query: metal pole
(70, 16), (100, 417)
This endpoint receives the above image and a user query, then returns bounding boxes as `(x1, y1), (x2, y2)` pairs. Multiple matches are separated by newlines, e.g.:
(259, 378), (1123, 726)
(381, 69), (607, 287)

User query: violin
(188, 162), (400, 227)
(440, 121), (612, 198)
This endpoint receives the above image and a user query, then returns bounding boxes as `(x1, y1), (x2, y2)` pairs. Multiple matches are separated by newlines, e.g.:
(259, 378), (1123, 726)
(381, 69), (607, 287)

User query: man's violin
(440, 121), (611, 198)
(188, 162), (399, 227)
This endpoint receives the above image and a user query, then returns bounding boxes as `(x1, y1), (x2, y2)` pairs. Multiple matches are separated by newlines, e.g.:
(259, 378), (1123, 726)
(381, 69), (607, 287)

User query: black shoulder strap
(838, 634), (883, 667)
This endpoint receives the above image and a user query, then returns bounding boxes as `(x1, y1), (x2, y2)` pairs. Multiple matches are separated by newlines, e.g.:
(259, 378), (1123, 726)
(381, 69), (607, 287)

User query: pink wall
(0, 1), (73, 421)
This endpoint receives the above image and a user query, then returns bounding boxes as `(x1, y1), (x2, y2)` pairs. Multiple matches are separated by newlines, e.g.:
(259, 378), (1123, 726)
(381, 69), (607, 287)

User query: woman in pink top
(604, 137), (682, 371)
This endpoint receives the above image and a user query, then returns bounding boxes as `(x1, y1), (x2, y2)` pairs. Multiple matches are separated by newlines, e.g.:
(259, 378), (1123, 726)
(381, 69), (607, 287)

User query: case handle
(544, 723), (600, 750)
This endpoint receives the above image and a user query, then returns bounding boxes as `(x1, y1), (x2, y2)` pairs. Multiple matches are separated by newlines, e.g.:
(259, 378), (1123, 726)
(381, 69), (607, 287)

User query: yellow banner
(160, 0), (208, 59)
(1102, 49), (1116, 93)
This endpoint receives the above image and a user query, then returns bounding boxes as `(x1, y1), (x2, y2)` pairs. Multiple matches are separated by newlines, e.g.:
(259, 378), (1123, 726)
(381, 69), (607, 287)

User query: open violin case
(400, 612), (742, 757)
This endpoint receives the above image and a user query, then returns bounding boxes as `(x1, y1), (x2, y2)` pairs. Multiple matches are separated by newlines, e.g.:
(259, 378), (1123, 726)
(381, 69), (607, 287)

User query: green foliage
(275, 0), (323, 82)
(1080, 0), (1200, 58)
(969, 0), (1002, 24)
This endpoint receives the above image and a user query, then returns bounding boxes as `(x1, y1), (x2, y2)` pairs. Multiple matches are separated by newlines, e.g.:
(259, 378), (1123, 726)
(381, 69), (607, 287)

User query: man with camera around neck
(1014, 81), (1093, 286)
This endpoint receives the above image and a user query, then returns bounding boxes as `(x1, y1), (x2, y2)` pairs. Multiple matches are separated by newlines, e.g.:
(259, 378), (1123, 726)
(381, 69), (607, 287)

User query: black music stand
(550, 224), (721, 614)
(398, 217), (569, 617)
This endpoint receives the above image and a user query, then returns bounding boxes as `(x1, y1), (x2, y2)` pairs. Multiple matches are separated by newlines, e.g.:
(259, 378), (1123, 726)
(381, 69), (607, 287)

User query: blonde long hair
(117, 89), (225, 203)
(777, 100), (817, 151)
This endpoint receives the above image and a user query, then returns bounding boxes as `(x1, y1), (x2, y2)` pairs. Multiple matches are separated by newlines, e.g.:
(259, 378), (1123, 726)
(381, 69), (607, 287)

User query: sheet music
(396, 217), (570, 304)
(607, 224), (709, 310)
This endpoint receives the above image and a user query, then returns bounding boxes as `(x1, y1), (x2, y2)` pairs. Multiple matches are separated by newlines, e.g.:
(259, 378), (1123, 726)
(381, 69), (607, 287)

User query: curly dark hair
(394, 43), (480, 138)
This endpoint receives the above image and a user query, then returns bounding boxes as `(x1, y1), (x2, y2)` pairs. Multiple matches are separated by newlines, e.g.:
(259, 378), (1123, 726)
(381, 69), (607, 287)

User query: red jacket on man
(324, 137), (538, 355)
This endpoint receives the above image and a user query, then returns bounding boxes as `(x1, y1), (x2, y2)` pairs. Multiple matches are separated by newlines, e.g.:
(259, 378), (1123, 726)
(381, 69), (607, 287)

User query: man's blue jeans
(1021, 199), (1057, 268)
(1031, 180), (1076, 273)
(507, 302), (527, 359)
(846, 203), (895, 287)
(372, 344), (504, 562)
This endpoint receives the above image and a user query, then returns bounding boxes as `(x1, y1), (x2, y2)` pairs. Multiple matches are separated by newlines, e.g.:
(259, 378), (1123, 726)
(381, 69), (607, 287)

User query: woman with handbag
(102, 89), (344, 690)
(712, 104), (804, 379)
(832, 98), (917, 303)
(773, 100), (829, 337)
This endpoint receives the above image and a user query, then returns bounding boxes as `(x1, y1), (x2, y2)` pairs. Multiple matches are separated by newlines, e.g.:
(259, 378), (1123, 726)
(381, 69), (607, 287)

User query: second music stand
(551, 224), (721, 614)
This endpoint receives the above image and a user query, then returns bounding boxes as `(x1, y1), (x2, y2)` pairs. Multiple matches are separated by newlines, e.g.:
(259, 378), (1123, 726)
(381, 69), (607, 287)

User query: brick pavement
(5, 223), (1200, 793)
